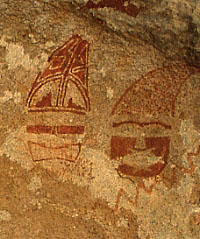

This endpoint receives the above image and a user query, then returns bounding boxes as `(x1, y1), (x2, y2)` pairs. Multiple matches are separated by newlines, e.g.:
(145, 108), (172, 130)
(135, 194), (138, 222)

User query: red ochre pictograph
(84, 0), (145, 18)
(26, 125), (85, 135)
(26, 35), (91, 178)
(27, 140), (85, 180)
(111, 136), (170, 178)
(27, 35), (90, 115)
(112, 64), (199, 117)
(113, 121), (172, 130)
(27, 141), (81, 163)
(111, 64), (200, 211)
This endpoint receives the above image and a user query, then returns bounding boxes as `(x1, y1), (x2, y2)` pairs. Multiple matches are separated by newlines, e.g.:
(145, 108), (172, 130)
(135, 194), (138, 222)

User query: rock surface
(0, 1), (200, 239)
(74, 0), (200, 67)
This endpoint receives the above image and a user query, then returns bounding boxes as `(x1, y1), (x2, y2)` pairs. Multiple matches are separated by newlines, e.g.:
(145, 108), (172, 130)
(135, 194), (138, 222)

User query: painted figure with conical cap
(25, 35), (90, 170)
(111, 64), (199, 209)
(112, 64), (198, 118)
(27, 35), (90, 115)
(112, 64), (199, 178)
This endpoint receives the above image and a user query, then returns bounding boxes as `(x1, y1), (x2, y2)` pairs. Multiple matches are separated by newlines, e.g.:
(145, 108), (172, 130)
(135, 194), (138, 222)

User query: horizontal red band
(113, 121), (171, 129)
(26, 125), (85, 134)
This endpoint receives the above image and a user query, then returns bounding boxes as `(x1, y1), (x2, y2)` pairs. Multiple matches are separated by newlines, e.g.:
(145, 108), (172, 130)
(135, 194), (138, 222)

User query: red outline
(113, 144), (200, 210)
(28, 107), (86, 115)
(113, 121), (172, 129)
(112, 64), (199, 117)
(111, 136), (170, 177)
(27, 141), (81, 163)
(27, 35), (90, 114)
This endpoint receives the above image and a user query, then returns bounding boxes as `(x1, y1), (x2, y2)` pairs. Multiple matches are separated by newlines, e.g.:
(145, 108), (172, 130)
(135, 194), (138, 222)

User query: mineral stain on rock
(84, 0), (145, 18)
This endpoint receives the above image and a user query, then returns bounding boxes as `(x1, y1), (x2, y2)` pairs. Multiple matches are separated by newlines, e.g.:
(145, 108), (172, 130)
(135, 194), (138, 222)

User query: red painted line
(113, 121), (172, 129)
(28, 108), (86, 115)
(26, 125), (85, 134)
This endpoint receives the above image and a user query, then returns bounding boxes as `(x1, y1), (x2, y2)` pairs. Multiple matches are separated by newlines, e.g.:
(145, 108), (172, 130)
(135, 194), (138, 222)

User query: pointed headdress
(27, 35), (90, 115)
(112, 64), (198, 118)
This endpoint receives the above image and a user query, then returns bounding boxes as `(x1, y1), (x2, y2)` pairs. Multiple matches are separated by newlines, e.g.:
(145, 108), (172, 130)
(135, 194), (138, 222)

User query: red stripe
(26, 125), (84, 134)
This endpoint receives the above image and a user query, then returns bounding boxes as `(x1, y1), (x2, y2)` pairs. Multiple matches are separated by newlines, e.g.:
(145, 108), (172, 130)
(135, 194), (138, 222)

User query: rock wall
(0, 1), (200, 238)
(74, 0), (200, 67)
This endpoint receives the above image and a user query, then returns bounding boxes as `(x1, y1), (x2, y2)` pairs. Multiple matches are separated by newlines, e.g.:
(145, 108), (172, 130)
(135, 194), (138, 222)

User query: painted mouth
(27, 141), (81, 163)
(118, 147), (167, 178)
(118, 161), (166, 178)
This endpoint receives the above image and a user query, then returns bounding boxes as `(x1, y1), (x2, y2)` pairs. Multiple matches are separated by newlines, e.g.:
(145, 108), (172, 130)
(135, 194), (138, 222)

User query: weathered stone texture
(74, 0), (200, 67)
(0, 1), (200, 239)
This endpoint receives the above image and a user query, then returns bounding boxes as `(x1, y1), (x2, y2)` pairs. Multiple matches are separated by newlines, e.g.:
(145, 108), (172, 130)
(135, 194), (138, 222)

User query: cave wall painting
(111, 64), (200, 210)
(25, 35), (92, 181)
(27, 34), (90, 115)
(7, 34), (200, 213)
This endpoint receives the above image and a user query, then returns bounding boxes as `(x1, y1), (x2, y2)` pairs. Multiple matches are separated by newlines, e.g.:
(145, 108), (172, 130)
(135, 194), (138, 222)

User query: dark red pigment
(85, 0), (145, 18)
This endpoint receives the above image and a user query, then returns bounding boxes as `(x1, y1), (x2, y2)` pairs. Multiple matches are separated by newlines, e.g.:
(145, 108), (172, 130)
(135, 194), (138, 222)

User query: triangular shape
(27, 35), (90, 114)
(63, 80), (86, 111)
(29, 80), (60, 109)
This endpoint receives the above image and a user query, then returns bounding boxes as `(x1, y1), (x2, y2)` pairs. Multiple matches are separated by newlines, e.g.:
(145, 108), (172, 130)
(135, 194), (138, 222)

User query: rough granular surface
(0, 1), (200, 238)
